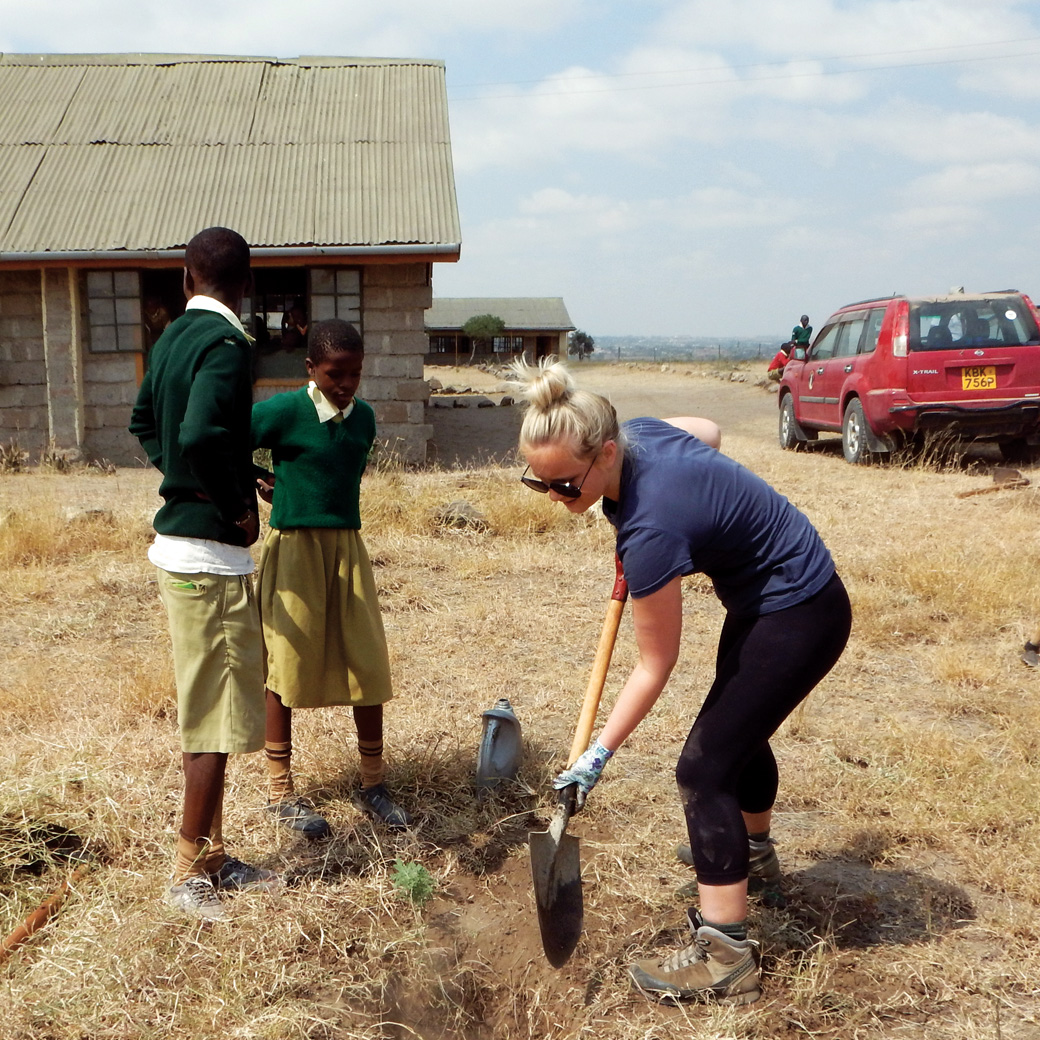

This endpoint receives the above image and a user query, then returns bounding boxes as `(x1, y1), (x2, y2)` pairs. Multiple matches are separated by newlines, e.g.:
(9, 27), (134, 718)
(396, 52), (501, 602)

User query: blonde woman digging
(515, 358), (850, 1004)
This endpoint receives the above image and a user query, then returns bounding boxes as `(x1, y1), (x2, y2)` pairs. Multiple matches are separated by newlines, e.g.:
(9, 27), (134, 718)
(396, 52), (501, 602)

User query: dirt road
(425, 362), (776, 467)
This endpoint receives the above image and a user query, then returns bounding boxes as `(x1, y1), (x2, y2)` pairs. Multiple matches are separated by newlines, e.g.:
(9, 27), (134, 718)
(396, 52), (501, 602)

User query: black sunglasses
(520, 456), (597, 499)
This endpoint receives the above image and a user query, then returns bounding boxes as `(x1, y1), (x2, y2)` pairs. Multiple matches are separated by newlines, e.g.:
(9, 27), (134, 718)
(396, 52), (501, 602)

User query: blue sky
(3, 0), (1040, 337)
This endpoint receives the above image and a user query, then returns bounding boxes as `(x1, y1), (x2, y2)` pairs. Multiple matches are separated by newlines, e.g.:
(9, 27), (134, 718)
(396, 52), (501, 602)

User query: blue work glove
(553, 741), (614, 811)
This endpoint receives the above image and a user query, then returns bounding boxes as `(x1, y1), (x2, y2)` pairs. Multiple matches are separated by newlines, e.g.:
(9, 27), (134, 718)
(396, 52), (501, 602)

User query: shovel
(530, 554), (629, 968)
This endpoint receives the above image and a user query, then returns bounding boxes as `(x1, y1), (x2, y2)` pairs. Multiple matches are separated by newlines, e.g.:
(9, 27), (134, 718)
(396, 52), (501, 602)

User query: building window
(310, 268), (361, 322)
(429, 335), (454, 353)
(492, 335), (523, 353)
(85, 271), (142, 353)
(248, 267), (363, 383)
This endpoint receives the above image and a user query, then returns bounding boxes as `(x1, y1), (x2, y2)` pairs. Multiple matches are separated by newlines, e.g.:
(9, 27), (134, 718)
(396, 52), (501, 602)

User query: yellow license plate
(961, 365), (996, 390)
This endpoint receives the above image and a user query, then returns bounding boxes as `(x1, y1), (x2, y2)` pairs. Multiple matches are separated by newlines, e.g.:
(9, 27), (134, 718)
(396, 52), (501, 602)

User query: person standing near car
(515, 357), (852, 1004)
(791, 314), (812, 348)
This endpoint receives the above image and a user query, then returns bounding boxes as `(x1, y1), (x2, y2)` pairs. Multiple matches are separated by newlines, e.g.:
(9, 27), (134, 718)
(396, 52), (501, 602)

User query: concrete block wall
(83, 354), (141, 464)
(362, 263), (433, 464)
(0, 272), (47, 456)
(0, 259), (438, 469)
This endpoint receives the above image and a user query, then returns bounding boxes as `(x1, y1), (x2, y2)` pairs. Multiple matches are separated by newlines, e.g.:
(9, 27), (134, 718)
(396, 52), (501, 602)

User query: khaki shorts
(156, 568), (265, 754)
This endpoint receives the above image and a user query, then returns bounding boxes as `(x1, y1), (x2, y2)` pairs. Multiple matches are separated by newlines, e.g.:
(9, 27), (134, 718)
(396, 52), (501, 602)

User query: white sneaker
(168, 873), (227, 922)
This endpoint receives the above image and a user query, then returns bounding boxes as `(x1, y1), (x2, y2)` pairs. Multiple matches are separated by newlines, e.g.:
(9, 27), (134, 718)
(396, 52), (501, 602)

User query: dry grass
(3, 368), (1040, 1038)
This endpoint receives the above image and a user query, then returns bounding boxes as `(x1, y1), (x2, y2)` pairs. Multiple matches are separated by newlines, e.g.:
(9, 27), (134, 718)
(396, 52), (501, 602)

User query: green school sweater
(129, 310), (259, 545)
(251, 389), (376, 529)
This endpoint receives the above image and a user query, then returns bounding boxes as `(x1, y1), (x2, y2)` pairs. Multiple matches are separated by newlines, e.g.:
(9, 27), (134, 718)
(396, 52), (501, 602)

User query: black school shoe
(352, 784), (413, 830)
(265, 796), (332, 839)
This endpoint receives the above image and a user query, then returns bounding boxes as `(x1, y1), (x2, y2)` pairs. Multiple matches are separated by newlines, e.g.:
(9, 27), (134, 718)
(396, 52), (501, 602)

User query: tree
(569, 329), (595, 361)
(462, 314), (506, 364)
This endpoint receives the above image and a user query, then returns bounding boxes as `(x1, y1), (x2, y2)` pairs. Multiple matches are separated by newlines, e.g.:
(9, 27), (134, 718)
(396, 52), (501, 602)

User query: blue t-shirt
(601, 418), (835, 616)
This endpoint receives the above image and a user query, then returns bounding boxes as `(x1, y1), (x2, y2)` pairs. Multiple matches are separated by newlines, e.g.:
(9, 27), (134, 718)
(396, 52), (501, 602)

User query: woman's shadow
(767, 827), (975, 953)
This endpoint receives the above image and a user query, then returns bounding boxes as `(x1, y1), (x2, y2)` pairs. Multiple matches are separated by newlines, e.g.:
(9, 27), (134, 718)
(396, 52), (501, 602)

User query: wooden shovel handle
(567, 554), (629, 767)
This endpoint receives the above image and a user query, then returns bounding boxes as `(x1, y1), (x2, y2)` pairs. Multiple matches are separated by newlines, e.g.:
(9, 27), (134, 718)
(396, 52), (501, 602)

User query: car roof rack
(840, 294), (901, 309)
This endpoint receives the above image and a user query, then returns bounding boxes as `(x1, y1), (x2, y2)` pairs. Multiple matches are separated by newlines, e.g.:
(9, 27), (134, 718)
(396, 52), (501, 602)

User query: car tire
(999, 438), (1036, 464)
(842, 399), (871, 465)
(779, 395), (806, 450)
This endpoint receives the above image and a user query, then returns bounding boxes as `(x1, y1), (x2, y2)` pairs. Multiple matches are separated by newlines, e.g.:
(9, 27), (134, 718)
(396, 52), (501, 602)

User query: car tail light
(891, 304), (908, 357)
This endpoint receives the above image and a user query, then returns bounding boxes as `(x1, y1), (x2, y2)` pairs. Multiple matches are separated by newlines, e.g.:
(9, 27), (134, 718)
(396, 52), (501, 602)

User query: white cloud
(0, 0), (586, 57)
(654, 0), (1035, 61)
(958, 57), (1040, 101)
(905, 161), (1040, 205)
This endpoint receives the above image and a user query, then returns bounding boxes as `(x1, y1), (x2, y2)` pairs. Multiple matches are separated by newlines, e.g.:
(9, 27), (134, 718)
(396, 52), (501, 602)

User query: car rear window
(909, 296), (1040, 351)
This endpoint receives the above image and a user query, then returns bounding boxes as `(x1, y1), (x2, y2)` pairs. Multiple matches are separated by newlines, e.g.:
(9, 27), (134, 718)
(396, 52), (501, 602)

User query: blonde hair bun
(511, 356), (620, 458)
(510, 356), (574, 411)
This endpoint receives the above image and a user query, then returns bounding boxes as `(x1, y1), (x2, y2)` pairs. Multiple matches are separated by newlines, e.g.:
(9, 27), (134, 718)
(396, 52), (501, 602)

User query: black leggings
(676, 573), (852, 885)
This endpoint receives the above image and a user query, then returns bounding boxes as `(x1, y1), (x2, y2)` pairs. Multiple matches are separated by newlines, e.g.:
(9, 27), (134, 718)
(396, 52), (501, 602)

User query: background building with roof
(425, 297), (575, 365)
(0, 52), (460, 464)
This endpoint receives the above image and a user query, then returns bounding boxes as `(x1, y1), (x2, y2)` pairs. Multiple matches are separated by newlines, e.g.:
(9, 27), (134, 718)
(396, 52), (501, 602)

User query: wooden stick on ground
(0, 865), (89, 965)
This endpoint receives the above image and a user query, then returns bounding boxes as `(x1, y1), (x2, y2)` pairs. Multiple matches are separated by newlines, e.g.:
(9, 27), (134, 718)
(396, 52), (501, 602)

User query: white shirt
(307, 381), (355, 423)
(147, 294), (255, 576)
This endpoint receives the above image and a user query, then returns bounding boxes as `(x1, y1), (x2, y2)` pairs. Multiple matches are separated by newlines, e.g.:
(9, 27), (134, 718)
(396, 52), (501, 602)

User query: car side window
(835, 316), (867, 358)
(861, 309), (884, 354)
(810, 324), (839, 361)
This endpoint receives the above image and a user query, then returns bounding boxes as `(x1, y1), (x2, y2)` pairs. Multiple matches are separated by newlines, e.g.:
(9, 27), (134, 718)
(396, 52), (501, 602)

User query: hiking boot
(209, 856), (283, 894)
(168, 873), (227, 922)
(1022, 641), (1040, 667)
(352, 783), (413, 831)
(628, 910), (761, 1005)
(265, 796), (331, 839)
(676, 836), (781, 881)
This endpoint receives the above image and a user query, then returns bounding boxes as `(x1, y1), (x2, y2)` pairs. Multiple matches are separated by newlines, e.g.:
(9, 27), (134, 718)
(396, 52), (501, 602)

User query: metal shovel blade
(530, 786), (583, 968)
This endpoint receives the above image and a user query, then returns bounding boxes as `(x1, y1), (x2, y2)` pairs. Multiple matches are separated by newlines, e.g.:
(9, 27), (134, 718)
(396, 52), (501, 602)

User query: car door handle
(844, 364), (853, 373)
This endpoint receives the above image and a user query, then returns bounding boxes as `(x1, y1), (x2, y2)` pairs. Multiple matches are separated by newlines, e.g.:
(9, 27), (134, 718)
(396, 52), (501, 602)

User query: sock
(700, 916), (748, 942)
(174, 832), (211, 885)
(747, 831), (770, 843)
(203, 786), (226, 875)
(265, 740), (294, 803)
(358, 738), (384, 789)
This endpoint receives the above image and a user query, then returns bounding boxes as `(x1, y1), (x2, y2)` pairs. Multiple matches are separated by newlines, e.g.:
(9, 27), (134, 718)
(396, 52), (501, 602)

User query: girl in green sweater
(252, 319), (411, 837)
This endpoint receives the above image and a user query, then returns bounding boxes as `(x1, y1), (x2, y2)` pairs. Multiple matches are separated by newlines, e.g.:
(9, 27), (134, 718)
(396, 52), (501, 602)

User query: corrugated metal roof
(426, 298), (575, 331)
(0, 54), (460, 256)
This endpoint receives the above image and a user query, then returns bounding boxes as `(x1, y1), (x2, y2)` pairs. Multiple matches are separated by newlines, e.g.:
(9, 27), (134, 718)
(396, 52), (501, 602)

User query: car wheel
(999, 438), (1036, 464)
(842, 399), (871, 465)
(778, 395), (804, 450)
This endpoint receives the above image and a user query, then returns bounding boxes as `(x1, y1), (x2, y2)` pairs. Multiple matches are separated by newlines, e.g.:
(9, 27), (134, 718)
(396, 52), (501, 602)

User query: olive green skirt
(257, 527), (393, 708)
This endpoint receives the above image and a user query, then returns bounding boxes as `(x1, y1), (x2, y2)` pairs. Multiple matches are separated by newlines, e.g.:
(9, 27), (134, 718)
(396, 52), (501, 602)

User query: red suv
(778, 291), (1040, 463)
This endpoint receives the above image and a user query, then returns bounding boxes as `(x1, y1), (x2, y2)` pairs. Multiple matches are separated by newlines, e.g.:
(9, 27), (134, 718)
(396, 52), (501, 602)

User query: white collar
(185, 295), (250, 339)
(308, 381), (355, 423)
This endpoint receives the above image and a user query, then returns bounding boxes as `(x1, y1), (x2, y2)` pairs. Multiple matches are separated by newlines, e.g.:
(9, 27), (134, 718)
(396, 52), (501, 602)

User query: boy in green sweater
(253, 318), (411, 838)
(130, 226), (280, 921)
